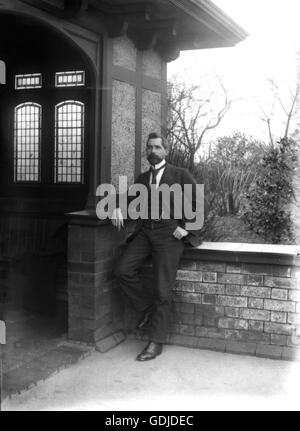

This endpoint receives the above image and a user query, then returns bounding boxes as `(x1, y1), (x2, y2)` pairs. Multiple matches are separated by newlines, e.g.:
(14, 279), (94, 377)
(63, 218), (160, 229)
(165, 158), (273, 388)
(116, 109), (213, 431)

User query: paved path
(3, 339), (300, 411)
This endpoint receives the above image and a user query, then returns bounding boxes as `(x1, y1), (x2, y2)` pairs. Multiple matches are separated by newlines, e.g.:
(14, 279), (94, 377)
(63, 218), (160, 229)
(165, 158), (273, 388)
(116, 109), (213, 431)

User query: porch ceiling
(18, 0), (248, 61)
(89, 0), (248, 50)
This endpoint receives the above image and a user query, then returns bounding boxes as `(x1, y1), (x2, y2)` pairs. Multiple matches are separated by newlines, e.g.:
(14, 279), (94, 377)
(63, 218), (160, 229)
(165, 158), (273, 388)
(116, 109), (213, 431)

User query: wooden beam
(137, 19), (177, 30)
(106, 16), (129, 37)
(123, 16), (178, 51)
(63, 0), (88, 18)
(89, 0), (152, 17)
(156, 26), (177, 39)
(129, 20), (177, 38)
(20, 0), (88, 18)
(158, 43), (180, 62)
(20, 0), (64, 17)
(131, 29), (157, 51)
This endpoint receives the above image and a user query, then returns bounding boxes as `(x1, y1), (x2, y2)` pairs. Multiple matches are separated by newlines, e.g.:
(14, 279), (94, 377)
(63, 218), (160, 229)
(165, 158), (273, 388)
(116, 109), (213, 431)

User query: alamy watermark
(96, 176), (204, 230)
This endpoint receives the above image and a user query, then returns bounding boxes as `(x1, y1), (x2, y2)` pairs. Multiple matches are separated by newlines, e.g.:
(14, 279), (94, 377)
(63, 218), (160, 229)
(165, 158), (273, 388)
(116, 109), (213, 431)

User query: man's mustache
(147, 154), (163, 163)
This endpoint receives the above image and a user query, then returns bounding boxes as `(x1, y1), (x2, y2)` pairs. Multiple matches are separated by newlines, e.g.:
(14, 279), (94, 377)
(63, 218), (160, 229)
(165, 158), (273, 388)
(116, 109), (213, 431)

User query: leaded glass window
(54, 101), (84, 184)
(15, 73), (42, 89)
(14, 103), (41, 182)
(55, 71), (85, 87)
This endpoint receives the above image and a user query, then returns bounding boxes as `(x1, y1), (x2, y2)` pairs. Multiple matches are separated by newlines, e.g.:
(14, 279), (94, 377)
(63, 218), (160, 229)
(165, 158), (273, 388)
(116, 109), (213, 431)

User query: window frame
(15, 73), (42, 90)
(6, 70), (89, 201)
(13, 101), (42, 183)
(55, 71), (85, 88)
(54, 100), (85, 185)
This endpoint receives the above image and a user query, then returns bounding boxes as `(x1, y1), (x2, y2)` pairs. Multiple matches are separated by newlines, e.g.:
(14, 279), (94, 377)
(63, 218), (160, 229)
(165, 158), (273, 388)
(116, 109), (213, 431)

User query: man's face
(146, 137), (168, 165)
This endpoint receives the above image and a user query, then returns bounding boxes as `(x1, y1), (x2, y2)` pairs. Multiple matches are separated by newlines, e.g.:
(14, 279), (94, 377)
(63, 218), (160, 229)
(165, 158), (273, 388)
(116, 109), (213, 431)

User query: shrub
(195, 133), (266, 216)
(242, 137), (298, 244)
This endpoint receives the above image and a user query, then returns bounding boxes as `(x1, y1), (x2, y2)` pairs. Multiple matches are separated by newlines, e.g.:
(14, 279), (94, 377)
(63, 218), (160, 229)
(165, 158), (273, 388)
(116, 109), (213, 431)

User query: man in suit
(113, 132), (201, 361)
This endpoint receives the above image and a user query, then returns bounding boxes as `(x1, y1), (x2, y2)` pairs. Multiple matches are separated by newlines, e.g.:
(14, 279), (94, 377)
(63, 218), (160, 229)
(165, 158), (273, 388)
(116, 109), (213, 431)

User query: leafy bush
(168, 133), (298, 244)
(195, 133), (266, 216)
(241, 137), (298, 244)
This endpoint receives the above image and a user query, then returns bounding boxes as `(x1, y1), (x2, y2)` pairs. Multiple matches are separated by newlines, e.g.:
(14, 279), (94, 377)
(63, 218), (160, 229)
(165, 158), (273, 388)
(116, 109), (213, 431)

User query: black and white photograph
(0, 0), (300, 414)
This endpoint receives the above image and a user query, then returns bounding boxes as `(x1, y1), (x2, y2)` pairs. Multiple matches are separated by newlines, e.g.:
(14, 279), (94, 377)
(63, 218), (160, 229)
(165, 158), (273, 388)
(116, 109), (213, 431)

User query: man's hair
(147, 132), (169, 151)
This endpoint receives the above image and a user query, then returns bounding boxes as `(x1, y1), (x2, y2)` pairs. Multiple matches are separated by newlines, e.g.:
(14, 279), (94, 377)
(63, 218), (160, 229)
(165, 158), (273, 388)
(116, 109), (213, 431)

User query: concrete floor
(0, 307), (93, 399)
(3, 338), (300, 411)
(2, 308), (67, 375)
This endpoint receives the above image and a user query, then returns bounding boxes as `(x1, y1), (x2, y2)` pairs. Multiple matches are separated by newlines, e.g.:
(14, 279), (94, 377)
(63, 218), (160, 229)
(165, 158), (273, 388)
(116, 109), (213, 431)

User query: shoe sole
(135, 350), (162, 361)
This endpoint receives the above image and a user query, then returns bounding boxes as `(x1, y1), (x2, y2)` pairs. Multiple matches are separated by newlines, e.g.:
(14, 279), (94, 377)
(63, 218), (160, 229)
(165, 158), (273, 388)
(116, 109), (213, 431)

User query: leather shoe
(136, 307), (153, 330)
(136, 341), (163, 361)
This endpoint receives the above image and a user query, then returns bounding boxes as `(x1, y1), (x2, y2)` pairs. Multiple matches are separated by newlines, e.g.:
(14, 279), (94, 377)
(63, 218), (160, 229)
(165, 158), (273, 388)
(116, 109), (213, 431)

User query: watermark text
(96, 176), (204, 230)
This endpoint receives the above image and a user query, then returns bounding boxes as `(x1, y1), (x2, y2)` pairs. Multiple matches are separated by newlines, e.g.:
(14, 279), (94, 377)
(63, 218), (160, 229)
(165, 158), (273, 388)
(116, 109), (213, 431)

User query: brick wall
(67, 213), (300, 360)
(67, 214), (136, 348)
(165, 251), (300, 361)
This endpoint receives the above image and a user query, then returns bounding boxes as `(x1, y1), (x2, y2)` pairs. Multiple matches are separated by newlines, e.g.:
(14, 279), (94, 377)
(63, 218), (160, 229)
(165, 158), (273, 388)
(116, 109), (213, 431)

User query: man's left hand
(173, 226), (188, 240)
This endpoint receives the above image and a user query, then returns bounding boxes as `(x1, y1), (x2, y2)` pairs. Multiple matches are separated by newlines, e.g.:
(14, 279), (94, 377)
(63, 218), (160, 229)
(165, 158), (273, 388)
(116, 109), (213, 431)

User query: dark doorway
(0, 13), (93, 323)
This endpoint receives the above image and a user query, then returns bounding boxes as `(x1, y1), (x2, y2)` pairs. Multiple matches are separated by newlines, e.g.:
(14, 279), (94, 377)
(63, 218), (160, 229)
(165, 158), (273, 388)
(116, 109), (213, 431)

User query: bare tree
(258, 51), (300, 144)
(167, 75), (233, 172)
(257, 84), (278, 147)
(273, 80), (300, 139)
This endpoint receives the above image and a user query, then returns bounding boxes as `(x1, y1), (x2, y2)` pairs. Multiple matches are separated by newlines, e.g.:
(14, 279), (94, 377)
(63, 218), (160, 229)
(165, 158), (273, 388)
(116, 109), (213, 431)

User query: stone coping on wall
(196, 242), (299, 255)
(67, 209), (106, 225)
(184, 242), (300, 266)
(67, 209), (300, 266)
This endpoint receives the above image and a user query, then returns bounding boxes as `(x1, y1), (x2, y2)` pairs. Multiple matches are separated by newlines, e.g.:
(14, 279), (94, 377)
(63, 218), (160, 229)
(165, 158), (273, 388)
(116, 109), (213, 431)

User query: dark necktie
(148, 163), (166, 219)
(150, 163), (166, 185)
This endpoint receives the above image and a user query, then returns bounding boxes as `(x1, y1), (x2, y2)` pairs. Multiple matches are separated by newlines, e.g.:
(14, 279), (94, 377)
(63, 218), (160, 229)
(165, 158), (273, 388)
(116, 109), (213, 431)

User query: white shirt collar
(151, 160), (166, 170)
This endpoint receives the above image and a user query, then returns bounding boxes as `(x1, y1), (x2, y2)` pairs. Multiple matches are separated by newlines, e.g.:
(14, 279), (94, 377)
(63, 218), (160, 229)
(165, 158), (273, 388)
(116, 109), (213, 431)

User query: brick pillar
(67, 211), (134, 351)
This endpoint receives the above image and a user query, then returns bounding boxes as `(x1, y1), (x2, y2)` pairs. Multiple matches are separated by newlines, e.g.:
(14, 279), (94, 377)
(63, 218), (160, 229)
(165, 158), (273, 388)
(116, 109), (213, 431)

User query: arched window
(54, 101), (84, 184)
(14, 102), (41, 182)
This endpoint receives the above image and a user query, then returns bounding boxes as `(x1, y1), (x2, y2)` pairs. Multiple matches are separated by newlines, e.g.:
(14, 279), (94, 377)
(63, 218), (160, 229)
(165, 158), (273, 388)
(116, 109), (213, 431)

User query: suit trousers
(114, 220), (185, 343)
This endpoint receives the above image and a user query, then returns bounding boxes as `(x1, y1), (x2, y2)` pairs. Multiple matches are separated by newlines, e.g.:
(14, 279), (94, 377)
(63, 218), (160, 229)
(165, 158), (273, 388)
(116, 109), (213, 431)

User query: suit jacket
(123, 162), (202, 247)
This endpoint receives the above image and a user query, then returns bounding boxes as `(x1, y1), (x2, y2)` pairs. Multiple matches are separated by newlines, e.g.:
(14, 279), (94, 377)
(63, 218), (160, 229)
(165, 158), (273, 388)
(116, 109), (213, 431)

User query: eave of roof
(173, 0), (248, 45)
(88, 0), (248, 53)
(13, 0), (249, 60)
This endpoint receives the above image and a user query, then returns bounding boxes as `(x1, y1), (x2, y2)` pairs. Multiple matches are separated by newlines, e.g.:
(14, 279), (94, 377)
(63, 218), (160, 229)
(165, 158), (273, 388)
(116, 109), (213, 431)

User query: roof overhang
(167, 0), (248, 49)
(89, 0), (248, 60)
(20, 0), (249, 61)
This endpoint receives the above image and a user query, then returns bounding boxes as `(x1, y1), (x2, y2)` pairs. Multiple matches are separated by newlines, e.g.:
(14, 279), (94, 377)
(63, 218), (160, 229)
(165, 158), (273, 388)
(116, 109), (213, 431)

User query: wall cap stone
(66, 212), (300, 267)
(66, 209), (106, 225)
(197, 242), (299, 255)
(184, 242), (300, 266)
